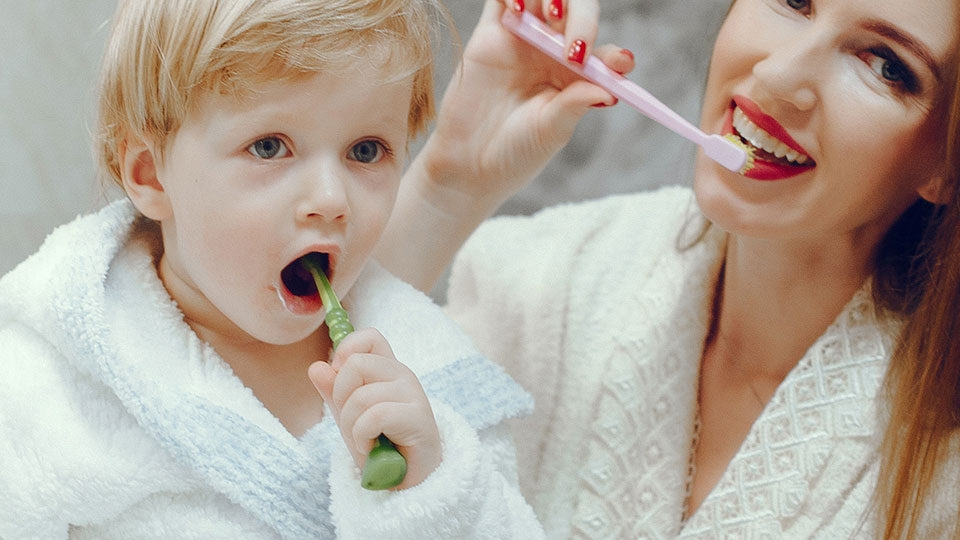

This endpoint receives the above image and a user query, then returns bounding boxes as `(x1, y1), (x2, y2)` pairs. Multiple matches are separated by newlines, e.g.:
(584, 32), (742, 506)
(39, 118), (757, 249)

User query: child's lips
(277, 281), (323, 315)
(278, 250), (335, 315)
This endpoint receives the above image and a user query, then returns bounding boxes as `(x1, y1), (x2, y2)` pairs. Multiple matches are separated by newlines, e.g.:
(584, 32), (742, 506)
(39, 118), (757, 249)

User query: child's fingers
(328, 379), (405, 467)
(328, 327), (394, 371)
(330, 353), (412, 411)
(353, 401), (442, 490)
(307, 360), (338, 417)
(351, 401), (431, 453)
(337, 379), (412, 445)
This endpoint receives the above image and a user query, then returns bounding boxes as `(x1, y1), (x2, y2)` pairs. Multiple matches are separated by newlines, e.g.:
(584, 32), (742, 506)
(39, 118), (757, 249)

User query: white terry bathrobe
(0, 200), (543, 539)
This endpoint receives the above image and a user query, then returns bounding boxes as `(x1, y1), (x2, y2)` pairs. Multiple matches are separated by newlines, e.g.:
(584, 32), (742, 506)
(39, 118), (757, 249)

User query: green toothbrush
(301, 254), (407, 490)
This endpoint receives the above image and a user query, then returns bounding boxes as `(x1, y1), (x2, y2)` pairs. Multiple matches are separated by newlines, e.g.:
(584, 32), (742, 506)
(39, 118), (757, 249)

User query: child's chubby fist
(308, 328), (441, 490)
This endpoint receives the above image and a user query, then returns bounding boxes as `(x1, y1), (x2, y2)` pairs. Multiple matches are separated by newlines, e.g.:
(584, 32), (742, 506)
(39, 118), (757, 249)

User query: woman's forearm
(375, 142), (510, 293)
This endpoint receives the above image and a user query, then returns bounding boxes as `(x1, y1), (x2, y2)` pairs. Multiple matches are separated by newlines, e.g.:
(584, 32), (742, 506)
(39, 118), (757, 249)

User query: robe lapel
(680, 286), (896, 537)
(46, 202), (533, 538)
(569, 225), (727, 539)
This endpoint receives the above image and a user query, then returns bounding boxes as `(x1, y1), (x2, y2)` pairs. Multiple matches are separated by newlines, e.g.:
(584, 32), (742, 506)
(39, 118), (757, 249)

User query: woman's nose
(751, 30), (823, 113)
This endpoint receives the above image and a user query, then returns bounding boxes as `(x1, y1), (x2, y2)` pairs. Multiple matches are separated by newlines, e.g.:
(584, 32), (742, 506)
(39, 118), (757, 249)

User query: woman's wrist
(413, 137), (512, 224)
(376, 143), (509, 292)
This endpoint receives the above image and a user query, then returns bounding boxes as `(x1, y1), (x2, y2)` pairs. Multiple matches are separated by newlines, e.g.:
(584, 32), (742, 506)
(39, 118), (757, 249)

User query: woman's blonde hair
(95, 0), (443, 187)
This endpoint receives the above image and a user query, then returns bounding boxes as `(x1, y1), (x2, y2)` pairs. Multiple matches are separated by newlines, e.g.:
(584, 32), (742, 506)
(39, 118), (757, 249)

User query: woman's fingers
(594, 43), (635, 76)
(541, 0), (598, 64)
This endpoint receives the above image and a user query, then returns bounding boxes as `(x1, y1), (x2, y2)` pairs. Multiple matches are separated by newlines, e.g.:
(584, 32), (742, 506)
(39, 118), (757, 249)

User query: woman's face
(694, 0), (958, 244)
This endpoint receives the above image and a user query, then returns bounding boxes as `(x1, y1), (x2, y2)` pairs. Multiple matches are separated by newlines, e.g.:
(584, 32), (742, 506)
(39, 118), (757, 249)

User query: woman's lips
(723, 99), (815, 181)
(733, 95), (808, 156)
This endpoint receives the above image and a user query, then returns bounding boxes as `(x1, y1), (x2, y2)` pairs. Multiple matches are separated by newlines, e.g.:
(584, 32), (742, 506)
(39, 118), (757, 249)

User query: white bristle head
(704, 134), (753, 173)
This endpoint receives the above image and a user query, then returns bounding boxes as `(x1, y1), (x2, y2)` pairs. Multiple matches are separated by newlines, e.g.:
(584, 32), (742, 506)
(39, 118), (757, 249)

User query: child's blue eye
(348, 140), (387, 164)
(247, 137), (289, 159)
(785, 0), (809, 10)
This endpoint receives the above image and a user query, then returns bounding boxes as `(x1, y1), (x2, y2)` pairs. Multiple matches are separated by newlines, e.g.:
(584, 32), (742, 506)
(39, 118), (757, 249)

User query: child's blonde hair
(96, 0), (441, 187)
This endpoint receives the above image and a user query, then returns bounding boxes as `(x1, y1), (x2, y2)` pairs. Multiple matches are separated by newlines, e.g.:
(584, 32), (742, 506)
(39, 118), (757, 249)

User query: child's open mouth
(278, 252), (330, 315)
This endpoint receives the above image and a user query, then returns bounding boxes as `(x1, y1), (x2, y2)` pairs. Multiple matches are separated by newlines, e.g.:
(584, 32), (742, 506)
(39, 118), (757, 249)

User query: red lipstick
(724, 97), (815, 181)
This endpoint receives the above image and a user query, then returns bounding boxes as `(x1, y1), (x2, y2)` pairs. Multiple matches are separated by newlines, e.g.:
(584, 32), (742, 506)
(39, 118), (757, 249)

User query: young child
(0, 0), (544, 537)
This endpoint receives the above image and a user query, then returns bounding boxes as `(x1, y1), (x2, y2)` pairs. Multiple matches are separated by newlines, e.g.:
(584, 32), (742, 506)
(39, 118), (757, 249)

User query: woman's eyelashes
(247, 136), (290, 159)
(861, 47), (920, 93)
(347, 139), (390, 164)
(771, 0), (922, 95)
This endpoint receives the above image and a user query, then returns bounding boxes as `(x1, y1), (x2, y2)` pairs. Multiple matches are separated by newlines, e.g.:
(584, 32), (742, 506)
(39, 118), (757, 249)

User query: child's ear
(121, 138), (172, 220)
(917, 175), (948, 205)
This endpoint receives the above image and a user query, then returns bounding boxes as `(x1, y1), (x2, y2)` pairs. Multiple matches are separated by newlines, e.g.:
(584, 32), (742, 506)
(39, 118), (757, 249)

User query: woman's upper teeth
(733, 108), (808, 165)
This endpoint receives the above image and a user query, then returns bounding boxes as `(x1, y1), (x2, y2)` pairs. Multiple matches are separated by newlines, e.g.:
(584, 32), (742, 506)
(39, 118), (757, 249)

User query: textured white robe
(447, 186), (959, 539)
(0, 200), (545, 539)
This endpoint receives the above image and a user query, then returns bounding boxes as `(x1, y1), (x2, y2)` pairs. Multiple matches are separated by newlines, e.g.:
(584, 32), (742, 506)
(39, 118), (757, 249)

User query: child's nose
(296, 163), (348, 224)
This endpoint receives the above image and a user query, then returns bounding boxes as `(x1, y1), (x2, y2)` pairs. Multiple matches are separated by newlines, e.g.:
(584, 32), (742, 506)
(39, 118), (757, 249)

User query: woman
(378, 0), (960, 537)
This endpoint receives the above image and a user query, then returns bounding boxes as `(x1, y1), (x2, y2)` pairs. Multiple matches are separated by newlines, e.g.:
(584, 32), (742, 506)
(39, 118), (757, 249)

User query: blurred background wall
(0, 0), (730, 277)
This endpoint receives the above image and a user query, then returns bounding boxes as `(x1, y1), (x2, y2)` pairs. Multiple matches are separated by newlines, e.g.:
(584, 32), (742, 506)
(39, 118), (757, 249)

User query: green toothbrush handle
(361, 434), (408, 490)
(301, 255), (407, 490)
(324, 307), (354, 350)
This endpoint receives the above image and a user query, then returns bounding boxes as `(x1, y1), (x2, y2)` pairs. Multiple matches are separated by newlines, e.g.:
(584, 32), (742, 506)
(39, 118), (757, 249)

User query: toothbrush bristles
(724, 134), (756, 174)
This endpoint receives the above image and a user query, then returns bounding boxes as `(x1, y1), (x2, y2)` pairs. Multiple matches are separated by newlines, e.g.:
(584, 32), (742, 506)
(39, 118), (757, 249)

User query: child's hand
(308, 328), (441, 490)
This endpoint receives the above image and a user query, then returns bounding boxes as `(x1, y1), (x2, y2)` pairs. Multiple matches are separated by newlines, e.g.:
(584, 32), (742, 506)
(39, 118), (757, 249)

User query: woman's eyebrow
(861, 18), (942, 82)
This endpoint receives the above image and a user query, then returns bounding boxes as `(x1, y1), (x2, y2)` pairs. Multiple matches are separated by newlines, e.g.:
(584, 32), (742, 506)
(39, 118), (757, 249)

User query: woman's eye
(348, 140), (387, 164)
(863, 48), (918, 92)
(247, 137), (289, 159)
(785, 0), (810, 12)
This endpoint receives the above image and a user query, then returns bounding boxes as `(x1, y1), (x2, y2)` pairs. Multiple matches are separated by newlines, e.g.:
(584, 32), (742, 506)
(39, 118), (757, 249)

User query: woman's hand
(421, 0), (633, 206)
(309, 328), (441, 490)
(376, 0), (633, 291)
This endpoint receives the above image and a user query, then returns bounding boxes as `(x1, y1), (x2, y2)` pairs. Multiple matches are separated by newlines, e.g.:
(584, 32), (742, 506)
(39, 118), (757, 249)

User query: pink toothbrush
(500, 10), (752, 174)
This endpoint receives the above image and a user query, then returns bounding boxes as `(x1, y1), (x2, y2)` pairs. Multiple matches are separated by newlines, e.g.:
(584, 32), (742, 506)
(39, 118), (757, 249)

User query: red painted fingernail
(567, 39), (586, 64)
(513, 0), (524, 13)
(621, 48), (634, 61)
(549, 0), (563, 19)
(591, 97), (619, 108)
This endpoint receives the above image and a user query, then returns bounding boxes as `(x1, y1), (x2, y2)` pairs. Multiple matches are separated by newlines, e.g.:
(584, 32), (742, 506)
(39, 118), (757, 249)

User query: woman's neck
(712, 233), (873, 381)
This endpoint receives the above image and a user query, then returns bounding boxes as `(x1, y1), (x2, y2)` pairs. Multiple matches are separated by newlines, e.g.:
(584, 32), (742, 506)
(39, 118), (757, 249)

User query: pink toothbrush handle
(500, 10), (747, 172)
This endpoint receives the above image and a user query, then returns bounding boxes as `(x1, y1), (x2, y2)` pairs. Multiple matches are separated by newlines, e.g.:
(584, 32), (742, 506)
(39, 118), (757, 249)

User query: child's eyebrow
(861, 19), (941, 82)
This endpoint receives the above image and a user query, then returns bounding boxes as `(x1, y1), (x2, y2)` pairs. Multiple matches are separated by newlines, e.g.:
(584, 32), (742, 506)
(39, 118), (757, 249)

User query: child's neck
(157, 254), (330, 436)
(205, 331), (329, 438)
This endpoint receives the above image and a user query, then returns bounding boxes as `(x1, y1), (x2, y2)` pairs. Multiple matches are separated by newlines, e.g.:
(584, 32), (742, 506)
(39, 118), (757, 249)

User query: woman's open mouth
(725, 97), (816, 181)
(277, 252), (330, 315)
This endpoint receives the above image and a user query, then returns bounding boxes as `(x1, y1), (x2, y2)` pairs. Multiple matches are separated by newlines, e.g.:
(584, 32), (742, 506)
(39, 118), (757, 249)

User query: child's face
(693, 0), (956, 243)
(151, 68), (413, 345)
